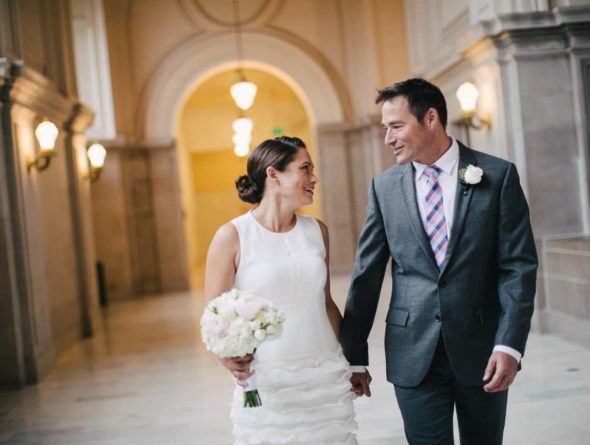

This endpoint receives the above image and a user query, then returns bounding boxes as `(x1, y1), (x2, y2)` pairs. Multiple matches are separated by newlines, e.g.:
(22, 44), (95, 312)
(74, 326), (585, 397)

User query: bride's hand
(351, 370), (372, 397)
(220, 354), (254, 386)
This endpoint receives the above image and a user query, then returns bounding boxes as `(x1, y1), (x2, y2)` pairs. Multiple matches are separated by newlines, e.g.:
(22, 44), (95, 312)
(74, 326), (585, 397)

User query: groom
(340, 78), (538, 444)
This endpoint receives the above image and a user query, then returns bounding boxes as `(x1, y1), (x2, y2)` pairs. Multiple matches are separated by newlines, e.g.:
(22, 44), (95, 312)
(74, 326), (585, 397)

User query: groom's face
(381, 96), (436, 165)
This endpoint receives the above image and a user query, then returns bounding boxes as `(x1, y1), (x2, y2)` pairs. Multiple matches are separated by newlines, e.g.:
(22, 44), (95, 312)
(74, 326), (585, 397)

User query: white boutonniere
(459, 165), (483, 185)
(458, 165), (483, 195)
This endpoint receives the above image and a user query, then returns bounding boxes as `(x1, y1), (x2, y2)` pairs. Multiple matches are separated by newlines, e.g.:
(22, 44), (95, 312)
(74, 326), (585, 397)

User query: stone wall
(0, 0), (99, 387)
(404, 0), (590, 343)
(543, 236), (590, 346)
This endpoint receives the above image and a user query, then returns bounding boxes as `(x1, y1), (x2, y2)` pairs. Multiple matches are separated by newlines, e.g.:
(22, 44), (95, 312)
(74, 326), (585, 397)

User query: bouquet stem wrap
(242, 374), (262, 407)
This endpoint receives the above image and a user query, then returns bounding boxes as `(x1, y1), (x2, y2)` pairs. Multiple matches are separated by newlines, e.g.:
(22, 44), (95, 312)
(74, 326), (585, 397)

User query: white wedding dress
(230, 211), (358, 445)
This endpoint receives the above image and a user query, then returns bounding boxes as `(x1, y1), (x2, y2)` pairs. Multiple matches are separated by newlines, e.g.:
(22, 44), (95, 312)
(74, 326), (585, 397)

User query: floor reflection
(0, 275), (589, 444)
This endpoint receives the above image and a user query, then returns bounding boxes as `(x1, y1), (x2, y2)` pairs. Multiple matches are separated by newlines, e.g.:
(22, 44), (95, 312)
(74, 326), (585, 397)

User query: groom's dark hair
(375, 78), (448, 128)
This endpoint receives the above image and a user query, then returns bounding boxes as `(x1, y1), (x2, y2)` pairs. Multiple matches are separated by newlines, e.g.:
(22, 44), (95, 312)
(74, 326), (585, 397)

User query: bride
(204, 136), (358, 444)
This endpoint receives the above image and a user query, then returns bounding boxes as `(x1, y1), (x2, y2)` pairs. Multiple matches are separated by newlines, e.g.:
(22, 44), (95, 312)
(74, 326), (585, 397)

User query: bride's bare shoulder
(212, 222), (239, 247)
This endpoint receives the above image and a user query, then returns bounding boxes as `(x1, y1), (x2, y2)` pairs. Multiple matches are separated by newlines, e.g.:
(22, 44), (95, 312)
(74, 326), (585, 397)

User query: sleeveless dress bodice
(229, 211), (357, 445)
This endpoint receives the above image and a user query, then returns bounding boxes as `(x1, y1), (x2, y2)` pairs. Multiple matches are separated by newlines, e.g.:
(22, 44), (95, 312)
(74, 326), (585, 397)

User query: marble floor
(1, 275), (590, 444)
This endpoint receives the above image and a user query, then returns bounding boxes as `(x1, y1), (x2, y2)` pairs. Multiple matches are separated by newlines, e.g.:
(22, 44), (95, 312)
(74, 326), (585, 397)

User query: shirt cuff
(350, 365), (367, 373)
(493, 345), (522, 362)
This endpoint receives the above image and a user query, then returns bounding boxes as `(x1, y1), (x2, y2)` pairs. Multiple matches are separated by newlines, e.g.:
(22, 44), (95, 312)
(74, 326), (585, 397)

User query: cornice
(482, 11), (556, 35)
(1, 59), (95, 134)
(1, 60), (75, 122)
(484, 6), (590, 58)
(66, 103), (95, 134)
(553, 5), (590, 25)
(484, 6), (590, 48)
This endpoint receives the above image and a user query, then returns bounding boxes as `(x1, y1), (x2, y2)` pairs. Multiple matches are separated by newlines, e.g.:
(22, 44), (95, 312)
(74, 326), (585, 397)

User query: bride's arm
(317, 219), (342, 337)
(204, 223), (252, 385)
(204, 222), (239, 303)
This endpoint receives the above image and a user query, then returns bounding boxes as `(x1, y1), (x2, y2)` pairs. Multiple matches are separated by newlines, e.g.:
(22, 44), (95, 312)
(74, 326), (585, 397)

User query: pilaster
(488, 5), (590, 342)
(317, 116), (389, 273)
(0, 57), (95, 386)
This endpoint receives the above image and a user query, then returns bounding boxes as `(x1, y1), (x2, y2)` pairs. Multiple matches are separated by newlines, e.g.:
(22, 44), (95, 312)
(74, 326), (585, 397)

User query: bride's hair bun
(235, 175), (262, 203)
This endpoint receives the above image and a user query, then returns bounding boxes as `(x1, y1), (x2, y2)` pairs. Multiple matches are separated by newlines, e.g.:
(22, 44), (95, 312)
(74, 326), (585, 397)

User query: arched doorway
(138, 32), (348, 286)
(139, 32), (349, 144)
(178, 67), (320, 285)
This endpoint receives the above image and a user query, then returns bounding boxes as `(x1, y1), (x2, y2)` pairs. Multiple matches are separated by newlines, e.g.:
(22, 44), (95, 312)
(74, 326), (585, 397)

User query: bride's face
(275, 148), (318, 206)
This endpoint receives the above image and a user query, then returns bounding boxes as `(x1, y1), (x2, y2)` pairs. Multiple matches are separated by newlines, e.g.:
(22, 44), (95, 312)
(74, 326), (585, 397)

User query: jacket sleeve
(494, 163), (538, 355)
(340, 178), (391, 366)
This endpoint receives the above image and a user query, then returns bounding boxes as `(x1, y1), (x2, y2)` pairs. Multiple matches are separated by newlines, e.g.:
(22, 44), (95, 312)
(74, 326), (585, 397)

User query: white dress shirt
(350, 137), (521, 373)
(413, 138), (459, 239)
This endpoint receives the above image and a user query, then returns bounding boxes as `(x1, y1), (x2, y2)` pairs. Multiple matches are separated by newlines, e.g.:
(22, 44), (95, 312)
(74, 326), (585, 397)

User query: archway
(138, 32), (348, 146)
(178, 67), (318, 284)
(138, 32), (348, 285)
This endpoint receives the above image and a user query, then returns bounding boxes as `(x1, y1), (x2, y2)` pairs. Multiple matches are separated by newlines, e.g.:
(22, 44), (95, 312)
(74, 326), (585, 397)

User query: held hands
(350, 370), (372, 397)
(483, 351), (519, 392)
(220, 354), (254, 387)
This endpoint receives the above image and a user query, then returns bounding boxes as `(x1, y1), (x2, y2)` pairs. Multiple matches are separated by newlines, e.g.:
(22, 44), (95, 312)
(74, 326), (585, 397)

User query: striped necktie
(423, 165), (448, 269)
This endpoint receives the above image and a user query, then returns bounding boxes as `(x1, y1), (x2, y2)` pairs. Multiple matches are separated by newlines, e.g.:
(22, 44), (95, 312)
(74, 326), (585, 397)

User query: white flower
(254, 329), (267, 341)
(460, 165), (483, 185)
(265, 323), (283, 340)
(201, 313), (227, 336)
(200, 289), (285, 408)
(236, 298), (263, 320)
(200, 289), (284, 358)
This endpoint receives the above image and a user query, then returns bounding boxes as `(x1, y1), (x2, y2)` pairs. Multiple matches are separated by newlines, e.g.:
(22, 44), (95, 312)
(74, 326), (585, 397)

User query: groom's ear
(424, 107), (440, 129)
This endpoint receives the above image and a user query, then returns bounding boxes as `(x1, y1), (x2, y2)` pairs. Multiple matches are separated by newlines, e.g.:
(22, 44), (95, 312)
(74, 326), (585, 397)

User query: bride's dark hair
(235, 136), (306, 204)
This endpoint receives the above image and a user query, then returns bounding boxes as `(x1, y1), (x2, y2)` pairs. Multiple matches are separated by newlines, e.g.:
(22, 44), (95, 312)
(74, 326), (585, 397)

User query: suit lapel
(399, 163), (439, 271)
(440, 144), (477, 273)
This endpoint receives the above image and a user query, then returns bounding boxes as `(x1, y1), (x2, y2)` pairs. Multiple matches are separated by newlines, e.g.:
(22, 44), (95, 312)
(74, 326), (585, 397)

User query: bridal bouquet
(200, 289), (284, 407)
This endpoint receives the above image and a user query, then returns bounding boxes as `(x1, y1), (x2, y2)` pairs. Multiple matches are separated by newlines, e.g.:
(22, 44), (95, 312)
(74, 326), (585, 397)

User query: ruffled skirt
(230, 350), (358, 444)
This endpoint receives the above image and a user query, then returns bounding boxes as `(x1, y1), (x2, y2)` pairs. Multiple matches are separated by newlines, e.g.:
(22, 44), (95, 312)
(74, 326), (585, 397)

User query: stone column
(90, 143), (189, 300)
(0, 59), (83, 386)
(64, 103), (101, 338)
(0, 0), (115, 386)
(488, 6), (590, 342)
(317, 116), (388, 273)
(149, 146), (190, 293)
(0, 62), (32, 387)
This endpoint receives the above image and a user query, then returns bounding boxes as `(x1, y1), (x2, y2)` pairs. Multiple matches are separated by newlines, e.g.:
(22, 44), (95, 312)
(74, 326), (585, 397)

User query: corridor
(1, 275), (589, 444)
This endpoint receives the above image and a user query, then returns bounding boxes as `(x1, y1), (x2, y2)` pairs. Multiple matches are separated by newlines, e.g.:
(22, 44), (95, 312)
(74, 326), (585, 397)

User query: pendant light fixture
(230, 0), (257, 111)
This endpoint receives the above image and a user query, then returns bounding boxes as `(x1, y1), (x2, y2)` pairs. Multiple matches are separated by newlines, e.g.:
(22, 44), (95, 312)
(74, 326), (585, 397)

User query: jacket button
(440, 280), (447, 288)
(435, 314), (441, 322)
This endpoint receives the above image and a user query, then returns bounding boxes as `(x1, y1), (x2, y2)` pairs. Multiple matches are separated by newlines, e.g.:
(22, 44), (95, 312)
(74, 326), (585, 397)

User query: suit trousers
(393, 335), (508, 445)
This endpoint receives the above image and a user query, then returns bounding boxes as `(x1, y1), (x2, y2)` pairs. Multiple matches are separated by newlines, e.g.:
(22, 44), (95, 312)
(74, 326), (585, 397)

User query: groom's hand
(351, 371), (372, 397)
(483, 351), (518, 393)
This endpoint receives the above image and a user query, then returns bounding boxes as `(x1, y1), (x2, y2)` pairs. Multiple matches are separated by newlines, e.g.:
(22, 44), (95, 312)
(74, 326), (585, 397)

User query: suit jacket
(340, 142), (538, 387)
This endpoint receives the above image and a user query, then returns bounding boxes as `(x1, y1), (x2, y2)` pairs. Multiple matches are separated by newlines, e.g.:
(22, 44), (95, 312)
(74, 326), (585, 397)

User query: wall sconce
(455, 82), (491, 131)
(28, 120), (59, 171)
(86, 143), (107, 182)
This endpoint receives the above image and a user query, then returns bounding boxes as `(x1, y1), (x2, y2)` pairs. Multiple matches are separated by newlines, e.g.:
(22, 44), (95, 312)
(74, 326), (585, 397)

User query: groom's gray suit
(341, 141), (537, 391)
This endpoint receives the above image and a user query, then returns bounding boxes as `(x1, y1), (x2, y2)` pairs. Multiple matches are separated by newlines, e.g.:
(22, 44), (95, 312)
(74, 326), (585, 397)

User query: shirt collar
(412, 137), (459, 179)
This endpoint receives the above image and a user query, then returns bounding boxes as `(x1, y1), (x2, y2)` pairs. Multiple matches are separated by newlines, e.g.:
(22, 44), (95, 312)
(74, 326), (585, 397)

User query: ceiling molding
(177, 0), (283, 30)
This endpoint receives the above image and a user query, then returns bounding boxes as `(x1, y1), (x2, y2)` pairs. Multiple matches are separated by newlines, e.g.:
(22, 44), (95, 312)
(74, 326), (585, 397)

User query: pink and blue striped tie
(423, 165), (448, 269)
